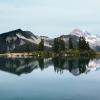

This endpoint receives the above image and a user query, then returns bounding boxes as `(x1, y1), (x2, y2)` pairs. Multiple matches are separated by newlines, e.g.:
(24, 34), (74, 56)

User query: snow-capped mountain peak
(70, 29), (91, 37)
(69, 28), (100, 51)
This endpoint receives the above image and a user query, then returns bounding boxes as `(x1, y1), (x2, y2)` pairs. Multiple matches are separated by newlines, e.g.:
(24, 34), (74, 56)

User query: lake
(0, 57), (100, 100)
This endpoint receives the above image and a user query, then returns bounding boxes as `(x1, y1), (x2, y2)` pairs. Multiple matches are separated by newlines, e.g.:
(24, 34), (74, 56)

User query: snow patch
(17, 33), (52, 47)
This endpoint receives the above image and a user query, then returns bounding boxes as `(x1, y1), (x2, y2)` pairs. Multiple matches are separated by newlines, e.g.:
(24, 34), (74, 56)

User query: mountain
(70, 29), (91, 37)
(58, 29), (100, 51)
(0, 29), (53, 53)
(0, 28), (100, 53)
(69, 29), (100, 51)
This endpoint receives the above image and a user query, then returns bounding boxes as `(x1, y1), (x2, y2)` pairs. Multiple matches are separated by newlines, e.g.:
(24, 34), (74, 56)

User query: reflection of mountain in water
(0, 57), (99, 76)
(0, 58), (52, 75)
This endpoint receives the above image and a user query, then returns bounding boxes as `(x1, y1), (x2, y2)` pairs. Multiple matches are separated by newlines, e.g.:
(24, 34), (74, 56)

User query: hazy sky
(0, 0), (100, 37)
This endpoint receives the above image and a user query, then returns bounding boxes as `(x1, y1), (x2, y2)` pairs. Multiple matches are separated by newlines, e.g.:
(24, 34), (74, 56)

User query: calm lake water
(0, 57), (100, 100)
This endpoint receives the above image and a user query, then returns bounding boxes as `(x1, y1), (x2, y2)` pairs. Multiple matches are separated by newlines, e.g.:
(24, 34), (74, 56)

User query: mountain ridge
(0, 28), (99, 53)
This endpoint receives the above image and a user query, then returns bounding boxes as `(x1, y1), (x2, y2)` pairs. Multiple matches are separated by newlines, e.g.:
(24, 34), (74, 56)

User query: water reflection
(0, 57), (99, 76)
(52, 57), (90, 75)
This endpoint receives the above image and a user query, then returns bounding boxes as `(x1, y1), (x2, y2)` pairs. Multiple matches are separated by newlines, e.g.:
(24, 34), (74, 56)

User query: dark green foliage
(32, 51), (51, 58)
(52, 38), (59, 52)
(25, 42), (34, 52)
(68, 58), (89, 75)
(79, 37), (90, 50)
(69, 37), (73, 49)
(38, 59), (44, 70)
(38, 39), (44, 51)
(86, 42), (90, 50)
(52, 38), (65, 52)
(53, 57), (65, 73)
(59, 38), (65, 51)
(13, 42), (37, 53)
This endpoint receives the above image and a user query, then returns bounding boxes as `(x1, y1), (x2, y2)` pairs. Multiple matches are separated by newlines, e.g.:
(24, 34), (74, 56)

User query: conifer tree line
(38, 39), (44, 51)
(69, 37), (73, 49)
(37, 36), (90, 52)
(52, 38), (65, 52)
(79, 37), (90, 50)
(52, 36), (90, 52)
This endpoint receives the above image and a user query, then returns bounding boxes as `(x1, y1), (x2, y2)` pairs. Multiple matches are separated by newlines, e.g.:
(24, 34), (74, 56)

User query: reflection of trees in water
(38, 58), (53, 70)
(78, 58), (89, 74)
(38, 59), (44, 70)
(52, 57), (65, 74)
(53, 57), (90, 76)
(68, 58), (90, 76)
(0, 57), (92, 76)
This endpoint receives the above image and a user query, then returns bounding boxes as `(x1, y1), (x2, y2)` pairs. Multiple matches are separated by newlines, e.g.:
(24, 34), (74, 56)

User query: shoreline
(0, 51), (97, 58)
(0, 53), (33, 58)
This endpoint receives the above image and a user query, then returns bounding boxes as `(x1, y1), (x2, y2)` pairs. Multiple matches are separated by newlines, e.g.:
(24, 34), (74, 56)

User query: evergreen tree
(59, 38), (65, 51)
(69, 37), (73, 49)
(79, 37), (83, 50)
(24, 42), (34, 53)
(52, 38), (65, 52)
(38, 39), (44, 51)
(52, 38), (59, 52)
(79, 37), (90, 50)
(86, 42), (90, 50)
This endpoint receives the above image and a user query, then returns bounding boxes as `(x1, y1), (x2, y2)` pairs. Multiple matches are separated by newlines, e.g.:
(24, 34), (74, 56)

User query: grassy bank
(0, 50), (96, 58)
(52, 50), (96, 58)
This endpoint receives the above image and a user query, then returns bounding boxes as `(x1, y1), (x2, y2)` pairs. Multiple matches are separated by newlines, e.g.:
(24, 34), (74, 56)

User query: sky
(0, 0), (100, 37)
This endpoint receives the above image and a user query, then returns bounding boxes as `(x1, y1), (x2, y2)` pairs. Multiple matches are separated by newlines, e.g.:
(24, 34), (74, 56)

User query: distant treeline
(38, 36), (92, 52)
(33, 36), (95, 58)
(18, 36), (95, 58)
